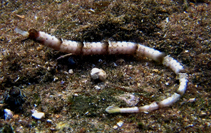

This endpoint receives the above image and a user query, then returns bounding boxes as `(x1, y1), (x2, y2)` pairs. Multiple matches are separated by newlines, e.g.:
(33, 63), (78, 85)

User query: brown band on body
(54, 38), (63, 51)
(101, 40), (109, 54)
(133, 43), (139, 55)
(58, 38), (63, 44)
(28, 29), (39, 41)
(156, 53), (166, 63)
(177, 69), (186, 74)
(78, 42), (84, 55)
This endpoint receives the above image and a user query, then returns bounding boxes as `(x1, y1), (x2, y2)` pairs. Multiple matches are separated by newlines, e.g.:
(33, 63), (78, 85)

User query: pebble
(31, 109), (45, 119)
(16, 14), (25, 19)
(117, 120), (124, 127)
(188, 98), (196, 103)
(53, 76), (59, 81)
(47, 119), (53, 123)
(4, 108), (13, 120)
(74, 93), (79, 96)
(68, 69), (73, 74)
(200, 111), (207, 117)
(90, 68), (107, 81)
(94, 85), (101, 90)
(113, 125), (118, 129)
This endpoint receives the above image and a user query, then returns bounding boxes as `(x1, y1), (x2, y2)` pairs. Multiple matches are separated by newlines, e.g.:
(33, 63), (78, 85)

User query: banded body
(15, 28), (188, 113)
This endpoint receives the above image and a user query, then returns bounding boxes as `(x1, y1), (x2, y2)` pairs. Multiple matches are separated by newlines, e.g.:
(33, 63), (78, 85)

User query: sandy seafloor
(0, 0), (210, 132)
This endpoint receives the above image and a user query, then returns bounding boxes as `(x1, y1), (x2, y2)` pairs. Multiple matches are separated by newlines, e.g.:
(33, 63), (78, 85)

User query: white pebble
(113, 125), (118, 129)
(53, 76), (59, 81)
(47, 119), (53, 123)
(188, 98), (196, 103)
(117, 120), (124, 127)
(31, 109), (45, 119)
(74, 93), (79, 96)
(4, 109), (13, 120)
(68, 69), (73, 74)
(90, 68), (107, 81)
(94, 85), (101, 90)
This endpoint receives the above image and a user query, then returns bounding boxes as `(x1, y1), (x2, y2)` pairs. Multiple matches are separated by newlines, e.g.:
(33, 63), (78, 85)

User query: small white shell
(31, 109), (45, 119)
(90, 68), (107, 81)
(4, 109), (13, 120)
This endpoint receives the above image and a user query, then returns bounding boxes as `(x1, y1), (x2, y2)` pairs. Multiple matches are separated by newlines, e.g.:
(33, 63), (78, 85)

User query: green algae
(67, 87), (125, 117)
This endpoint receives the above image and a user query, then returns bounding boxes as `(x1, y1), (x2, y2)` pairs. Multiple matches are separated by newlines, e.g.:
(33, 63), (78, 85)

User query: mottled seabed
(0, 0), (210, 132)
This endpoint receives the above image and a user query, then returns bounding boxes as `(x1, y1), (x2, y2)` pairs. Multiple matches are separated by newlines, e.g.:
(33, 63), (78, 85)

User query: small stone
(98, 59), (103, 63)
(53, 76), (59, 81)
(47, 119), (53, 123)
(31, 109), (45, 119)
(117, 120), (124, 127)
(165, 82), (170, 85)
(152, 69), (159, 72)
(47, 67), (51, 71)
(68, 69), (73, 74)
(184, 50), (189, 53)
(36, 45), (44, 51)
(4, 109), (13, 120)
(186, 124), (194, 128)
(13, 114), (19, 119)
(55, 0), (62, 3)
(113, 62), (117, 67)
(74, 93), (79, 96)
(200, 111), (207, 117)
(188, 98), (196, 103)
(16, 14), (25, 19)
(113, 125), (118, 129)
(94, 85), (101, 90)
(90, 68), (107, 81)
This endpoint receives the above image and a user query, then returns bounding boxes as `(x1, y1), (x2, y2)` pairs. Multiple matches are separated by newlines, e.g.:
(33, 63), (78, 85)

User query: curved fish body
(15, 28), (188, 113)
